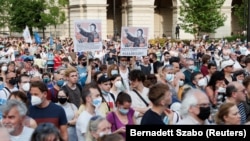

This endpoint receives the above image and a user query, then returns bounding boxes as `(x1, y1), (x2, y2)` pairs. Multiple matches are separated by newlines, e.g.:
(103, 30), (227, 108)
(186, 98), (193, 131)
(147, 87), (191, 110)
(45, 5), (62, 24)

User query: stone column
(126, 0), (155, 39)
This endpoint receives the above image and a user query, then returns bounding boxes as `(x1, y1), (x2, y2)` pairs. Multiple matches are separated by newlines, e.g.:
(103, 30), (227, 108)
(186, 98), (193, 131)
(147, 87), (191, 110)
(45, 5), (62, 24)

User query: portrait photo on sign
(121, 27), (148, 48)
(73, 20), (103, 52)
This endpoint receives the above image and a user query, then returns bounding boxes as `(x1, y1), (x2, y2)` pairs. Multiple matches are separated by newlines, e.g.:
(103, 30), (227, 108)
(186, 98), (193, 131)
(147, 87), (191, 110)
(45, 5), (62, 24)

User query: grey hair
(0, 99), (27, 117)
(85, 116), (106, 141)
(179, 88), (205, 117)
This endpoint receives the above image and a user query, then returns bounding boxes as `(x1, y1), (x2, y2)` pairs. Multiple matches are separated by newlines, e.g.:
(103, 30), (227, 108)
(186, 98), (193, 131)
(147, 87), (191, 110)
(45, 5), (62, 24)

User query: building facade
(1, 0), (243, 40)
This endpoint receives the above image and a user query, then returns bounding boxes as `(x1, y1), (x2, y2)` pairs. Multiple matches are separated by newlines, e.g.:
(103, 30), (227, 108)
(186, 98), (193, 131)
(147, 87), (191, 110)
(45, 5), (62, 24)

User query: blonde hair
(64, 67), (77, 77)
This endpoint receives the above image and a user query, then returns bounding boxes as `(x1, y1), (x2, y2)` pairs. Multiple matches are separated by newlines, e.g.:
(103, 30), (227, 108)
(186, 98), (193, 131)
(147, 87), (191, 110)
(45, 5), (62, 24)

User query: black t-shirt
(141, 109), (165, 125)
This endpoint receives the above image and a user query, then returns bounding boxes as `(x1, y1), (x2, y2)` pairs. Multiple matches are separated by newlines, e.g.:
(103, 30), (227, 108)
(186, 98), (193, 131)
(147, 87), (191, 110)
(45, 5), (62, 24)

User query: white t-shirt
(76, 111), (93, 141)
(10, 126), (34, 141)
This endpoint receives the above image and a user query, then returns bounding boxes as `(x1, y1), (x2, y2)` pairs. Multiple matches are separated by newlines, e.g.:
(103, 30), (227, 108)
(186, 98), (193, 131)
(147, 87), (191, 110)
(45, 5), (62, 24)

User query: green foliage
(1, 0), (68, 34)
(179, 0), (226, 38)
(234, 0), (247, 30)
(223, 35), (246, 42)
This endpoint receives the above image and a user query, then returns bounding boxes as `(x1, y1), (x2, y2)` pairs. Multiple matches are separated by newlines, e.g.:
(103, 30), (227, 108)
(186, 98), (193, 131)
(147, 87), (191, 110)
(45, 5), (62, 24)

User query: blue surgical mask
(101, 90), (109, 95)
(111, 70), (118, 75)
(56, 80), (64, 87)
(119, 107), (129, 115)
(0, 83), (4, 90)
(43, 78), (50, 83)
(165, 74), (174, 82)
(92, 97), (102, 107)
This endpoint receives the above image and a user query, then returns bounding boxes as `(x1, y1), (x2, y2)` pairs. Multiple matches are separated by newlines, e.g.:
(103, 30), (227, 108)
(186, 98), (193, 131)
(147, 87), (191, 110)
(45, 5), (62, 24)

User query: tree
(41, 0), (68, 37)
(234, 0), (248, 31)
(0, 0), (11, 30)
(179, 0), (226, 39)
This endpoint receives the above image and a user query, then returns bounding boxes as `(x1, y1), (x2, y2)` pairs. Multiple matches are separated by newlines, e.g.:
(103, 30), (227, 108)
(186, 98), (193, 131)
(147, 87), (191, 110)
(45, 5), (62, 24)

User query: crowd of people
(0, 36), (250, 141)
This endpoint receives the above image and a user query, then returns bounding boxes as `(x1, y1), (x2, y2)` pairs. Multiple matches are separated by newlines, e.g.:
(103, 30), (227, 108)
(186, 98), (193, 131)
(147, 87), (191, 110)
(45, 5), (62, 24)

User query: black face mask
(82, 62), (87, 66)
(149, 59), (153, 63)
(58, 98), (67, 104)
(95, 63), (98, 68)
(197, 106), (211, 120)
(9, 78), (16, 85)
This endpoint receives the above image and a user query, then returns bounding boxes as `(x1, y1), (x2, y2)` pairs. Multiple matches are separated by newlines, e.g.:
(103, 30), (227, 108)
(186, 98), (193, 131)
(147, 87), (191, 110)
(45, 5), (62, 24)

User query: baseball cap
(97, 75), (110, 84)
(221, 59), (234, 69)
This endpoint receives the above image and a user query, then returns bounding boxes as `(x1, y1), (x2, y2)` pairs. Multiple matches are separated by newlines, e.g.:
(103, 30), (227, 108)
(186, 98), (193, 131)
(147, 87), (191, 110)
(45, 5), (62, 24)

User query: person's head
(7, 61), (15, 73)
(78, 54), (87, 66)
(17, 73), (30, 92)
(207, 63), (217, 75)
(30, 81), (48, 107)
(93, 71), (103, 84)
(160, 65), (174, 83)
(97, 75), (111, 93)
(42, 72), (51, 84)
(8, 91), (29, 108)
(175, 71), (185, 87)
(62, 57), (70, 66)
(128, 69), (145, 89)
(30, 122), (63, 141)
(137, 29), (143, 37)
(64, 67), (78, 84)
(215, 102), (241, 125)
(82, 83), (102, 108)
(116, 92), (132, 115)
(225, 81), (246, 104)
(97, 133), (125, 141)
(107, 64), (119, 78)
(191, 71), (204, 87)
(221, 59), (234, 73)
(233, 69), (245, 83)
(143, 74), (157, 88)
(201, 54), (211, 65)
(85, 116), (111, 141)
(163, 51), (171, 62)
(0, 99), (27, 135)
(5, 71), (17, 86)
(171, 61), (180, 74)
(90, 23), (97, 32)
(99, 64), (108, 75)
(148, 83), (172, 108)
(53, 72), (64, 87)
(243, 76), (250, 96)
(118, 56), (128, 67)
(109, 74), (125, 91)
(207, 71), (225, 90)
(186, 58), (195, 71)
(180, 89), (211, 122)
(57, 89), (69, 105)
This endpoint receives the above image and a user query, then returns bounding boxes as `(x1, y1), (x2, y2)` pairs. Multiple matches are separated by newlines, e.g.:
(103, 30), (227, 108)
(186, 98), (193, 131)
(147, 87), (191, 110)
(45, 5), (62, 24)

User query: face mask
(163, 116), (169, 125)
(198, 79), (206, 87)
(119, 107), (129, 115)
(92, 97), (102, 107)
(188, 65), (195, 71)
(43, 78), (50, 83)
(9, 78), (16, 85)
(56, 80), (64, 87)
(114, 81), (124, 90)
(197, 106), (211, 120)
(1, 66), (7, 72)
(58, 98), (67, 104)
(0, 82), (4, 90)
(165, 74), (174, 82)
(101, 90), (109, 95)
(217, 87), (226, 93)
(223, 56), (230, 60)
(179, 80), (184, 86)
(31, 95), (42, 106)
(22, 83), (30, 92)
(111, 70), (118, 75)
(82, 62), (87, 66)
(99, 131), (112, 137)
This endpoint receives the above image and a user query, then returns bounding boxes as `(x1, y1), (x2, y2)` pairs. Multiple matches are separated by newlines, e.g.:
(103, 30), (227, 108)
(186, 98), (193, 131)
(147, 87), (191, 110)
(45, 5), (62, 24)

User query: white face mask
(22, 83), (30, 92)
(178, 80), (184, 86)
(223, 56), (230, 60)
(1, 66), (7, 72)
(31, 95), (42, 106)
(111, 70), (118, 75)
(99, 131), (112, 137)
(188, 65), (195, 71)
(114, 80), (124, 90)
(198, 78), (206, 87)
(217, 87), (226, 93)
(165, 74), (174, 82)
